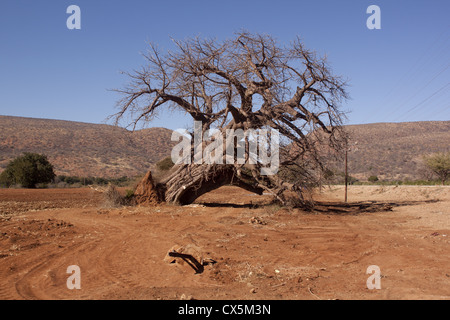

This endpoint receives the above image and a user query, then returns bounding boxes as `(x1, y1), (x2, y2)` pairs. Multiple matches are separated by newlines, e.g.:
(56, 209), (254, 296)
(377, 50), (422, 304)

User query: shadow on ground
(312, 199), (439, 215)
(196, 202), (260, 209)
(195, 199), (440, 215)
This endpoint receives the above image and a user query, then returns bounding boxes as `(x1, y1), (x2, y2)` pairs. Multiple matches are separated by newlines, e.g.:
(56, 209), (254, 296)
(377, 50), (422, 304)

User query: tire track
(2, 210), (126, 299)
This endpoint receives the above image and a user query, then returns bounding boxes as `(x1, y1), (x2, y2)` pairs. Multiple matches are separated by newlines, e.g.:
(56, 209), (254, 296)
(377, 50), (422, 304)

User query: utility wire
(393, 83), (450, 122)
(360, 29), (449, 124)
(384, 63), (450, 121)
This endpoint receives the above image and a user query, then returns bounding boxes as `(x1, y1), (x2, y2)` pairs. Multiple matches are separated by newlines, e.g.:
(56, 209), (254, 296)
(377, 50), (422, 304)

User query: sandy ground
(0, 185), (449, 300)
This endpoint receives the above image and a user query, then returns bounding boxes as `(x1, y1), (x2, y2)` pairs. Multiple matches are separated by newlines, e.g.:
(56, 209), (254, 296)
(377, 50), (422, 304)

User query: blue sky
(0, 0), (448, 130)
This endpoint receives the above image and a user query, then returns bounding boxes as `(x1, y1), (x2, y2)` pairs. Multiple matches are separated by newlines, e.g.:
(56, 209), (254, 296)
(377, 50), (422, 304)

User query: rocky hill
(341, 121), (450, 181)
(0, 116), (175, 178)
(0, 115), (448, 181)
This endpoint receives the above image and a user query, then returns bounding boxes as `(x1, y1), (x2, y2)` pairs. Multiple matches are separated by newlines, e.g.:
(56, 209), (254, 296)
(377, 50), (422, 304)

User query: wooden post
(345, 148), (348, 203)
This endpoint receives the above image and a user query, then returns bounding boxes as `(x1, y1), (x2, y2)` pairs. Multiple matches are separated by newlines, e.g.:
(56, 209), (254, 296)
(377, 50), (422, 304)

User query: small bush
(156, 156), (175, 172)
(102, 185), (126, 207)
(124, 189), (134, 199)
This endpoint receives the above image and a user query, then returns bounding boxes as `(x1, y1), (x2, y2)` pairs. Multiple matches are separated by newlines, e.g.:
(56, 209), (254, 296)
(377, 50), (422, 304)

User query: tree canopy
(111, 32), (349, 206)
(0, 153), (55, 188)
(423, 152), (450, 185)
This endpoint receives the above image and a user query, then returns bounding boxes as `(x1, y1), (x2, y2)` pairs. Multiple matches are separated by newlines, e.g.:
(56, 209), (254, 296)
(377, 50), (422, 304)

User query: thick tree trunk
(134, 164), (310, 208)
(157, 164), (264, 205)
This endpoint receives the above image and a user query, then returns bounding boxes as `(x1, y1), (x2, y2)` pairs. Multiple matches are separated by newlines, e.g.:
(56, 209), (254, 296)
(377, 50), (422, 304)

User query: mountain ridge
(0, 115), (449, 180)
(0, 115), (175, 178)
(343, 120), (450, 180)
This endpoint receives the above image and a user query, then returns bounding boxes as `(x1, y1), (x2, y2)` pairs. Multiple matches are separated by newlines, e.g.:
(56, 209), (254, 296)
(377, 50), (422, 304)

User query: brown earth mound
(133, 171), (161, 206)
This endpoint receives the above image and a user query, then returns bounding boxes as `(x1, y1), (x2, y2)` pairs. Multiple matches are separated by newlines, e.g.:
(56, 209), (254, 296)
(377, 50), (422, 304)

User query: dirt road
(0, 186), (449, 300)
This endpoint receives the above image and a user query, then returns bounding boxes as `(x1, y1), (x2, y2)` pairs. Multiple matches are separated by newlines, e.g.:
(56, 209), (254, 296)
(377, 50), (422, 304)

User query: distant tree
(156, 156), (175, 172)
(323, 168), (335, 181)
(368, 175), (379, 183)
(423, 152), (450, 185)
(0, 153), (55, 188)
(346, 174), (358, 185)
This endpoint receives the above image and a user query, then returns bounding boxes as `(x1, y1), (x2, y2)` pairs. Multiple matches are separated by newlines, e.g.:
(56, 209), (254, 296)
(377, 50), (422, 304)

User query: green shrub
(125, 189), (134, 199)
(156, 156), (174, 172)
(0, 153), (55, 188)
(423, 152), (450, 185)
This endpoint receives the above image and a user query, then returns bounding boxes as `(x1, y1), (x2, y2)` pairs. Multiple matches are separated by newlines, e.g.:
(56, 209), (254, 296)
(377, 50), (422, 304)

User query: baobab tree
(111, 32), (349, 207)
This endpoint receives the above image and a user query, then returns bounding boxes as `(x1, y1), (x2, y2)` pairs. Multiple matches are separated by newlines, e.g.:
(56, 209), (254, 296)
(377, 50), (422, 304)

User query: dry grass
(102, 184), (126, 208)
